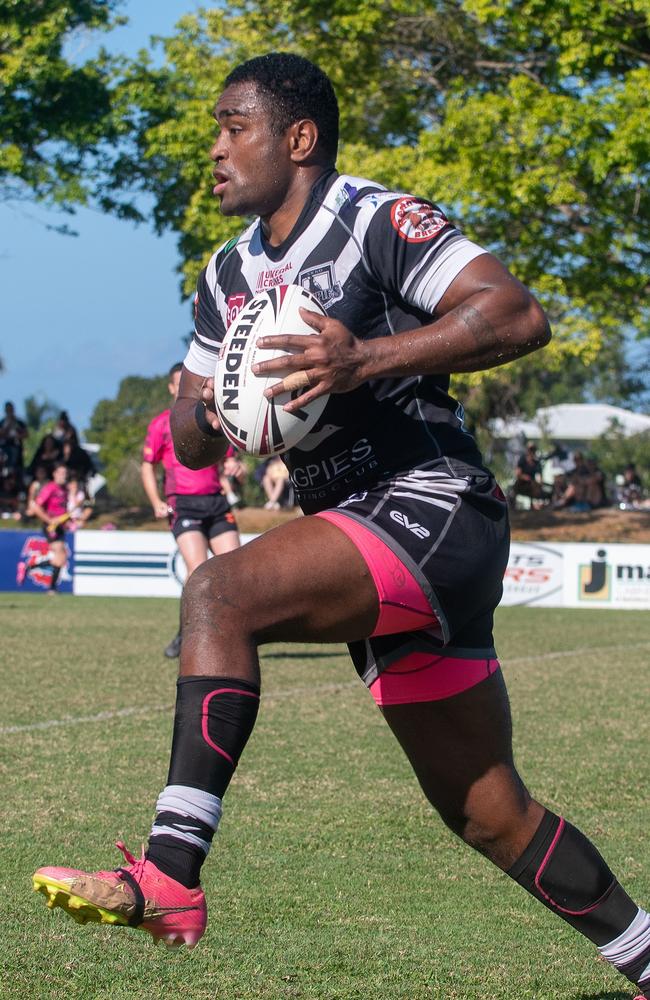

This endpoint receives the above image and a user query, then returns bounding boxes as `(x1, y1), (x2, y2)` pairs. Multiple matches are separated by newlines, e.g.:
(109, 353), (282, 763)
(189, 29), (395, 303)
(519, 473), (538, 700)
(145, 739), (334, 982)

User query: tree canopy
(87, 373), (170, 503)
(102, 0), (649, 418)
(0, 0), (122, 211)
(4, 1), (648, 424)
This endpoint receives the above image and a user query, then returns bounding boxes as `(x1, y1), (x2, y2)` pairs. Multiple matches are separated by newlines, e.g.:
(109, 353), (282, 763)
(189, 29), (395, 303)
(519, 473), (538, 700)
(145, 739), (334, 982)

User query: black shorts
(44, 524), (66, 542)
(168, 493), (238, 541)
(320, 467), (510, 686)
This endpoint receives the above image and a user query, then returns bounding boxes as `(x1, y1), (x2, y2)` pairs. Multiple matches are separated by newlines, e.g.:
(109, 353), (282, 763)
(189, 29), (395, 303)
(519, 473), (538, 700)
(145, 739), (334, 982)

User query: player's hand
(223, 456), (246, 482)
(253, 309), (368, 414)
(153, 500), (170, 519)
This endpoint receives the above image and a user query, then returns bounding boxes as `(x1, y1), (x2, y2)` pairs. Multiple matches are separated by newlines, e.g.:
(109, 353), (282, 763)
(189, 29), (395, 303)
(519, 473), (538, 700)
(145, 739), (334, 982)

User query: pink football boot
(33, 842), (206, 948)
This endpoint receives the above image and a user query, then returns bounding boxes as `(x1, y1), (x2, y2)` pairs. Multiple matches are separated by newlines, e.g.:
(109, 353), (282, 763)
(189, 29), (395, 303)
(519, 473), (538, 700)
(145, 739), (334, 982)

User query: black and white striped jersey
(185, 169), (491, 513)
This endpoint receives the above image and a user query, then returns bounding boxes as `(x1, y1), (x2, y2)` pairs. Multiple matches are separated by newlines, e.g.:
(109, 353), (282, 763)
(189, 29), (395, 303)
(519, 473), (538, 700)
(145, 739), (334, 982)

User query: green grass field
(1, 594), (648, 1000)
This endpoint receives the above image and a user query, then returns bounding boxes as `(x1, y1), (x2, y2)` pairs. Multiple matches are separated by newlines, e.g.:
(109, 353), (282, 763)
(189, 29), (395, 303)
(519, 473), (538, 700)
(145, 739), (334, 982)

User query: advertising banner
(72, 530), (257, 598)
(0, 529), (74, 594)
(1, 530), (648, 609)
(562, 543), (650, 610)
(74, 530), (185, 598)
(501, 542), (564, 607)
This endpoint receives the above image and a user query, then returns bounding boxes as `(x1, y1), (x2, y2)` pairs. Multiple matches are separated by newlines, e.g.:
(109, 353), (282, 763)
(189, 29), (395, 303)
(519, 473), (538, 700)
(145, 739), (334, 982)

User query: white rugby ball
(214, 284), (329, 456)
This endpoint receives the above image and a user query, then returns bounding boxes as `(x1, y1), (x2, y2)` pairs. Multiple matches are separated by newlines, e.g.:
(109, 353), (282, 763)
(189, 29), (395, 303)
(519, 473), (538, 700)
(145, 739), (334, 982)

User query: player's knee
(181, 554), (248, 632)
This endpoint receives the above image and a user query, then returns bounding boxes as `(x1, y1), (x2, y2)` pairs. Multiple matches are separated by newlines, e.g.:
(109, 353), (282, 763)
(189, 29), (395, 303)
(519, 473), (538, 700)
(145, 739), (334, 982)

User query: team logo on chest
(298, 261), (343, 308)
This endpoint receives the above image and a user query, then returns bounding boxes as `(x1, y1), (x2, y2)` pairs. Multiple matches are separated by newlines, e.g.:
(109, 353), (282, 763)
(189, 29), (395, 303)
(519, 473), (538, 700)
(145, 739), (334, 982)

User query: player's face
(210, 83), (293, 218)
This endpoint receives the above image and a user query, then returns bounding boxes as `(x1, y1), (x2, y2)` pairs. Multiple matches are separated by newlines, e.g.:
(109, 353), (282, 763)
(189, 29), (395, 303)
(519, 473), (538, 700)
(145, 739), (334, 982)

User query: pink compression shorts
(316, 510), (501, 707)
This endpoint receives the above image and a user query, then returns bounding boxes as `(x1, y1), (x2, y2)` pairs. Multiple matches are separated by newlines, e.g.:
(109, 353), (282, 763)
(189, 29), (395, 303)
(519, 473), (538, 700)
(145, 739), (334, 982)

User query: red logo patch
(390, 198), (448, 243)
(226, 294), (247, 328)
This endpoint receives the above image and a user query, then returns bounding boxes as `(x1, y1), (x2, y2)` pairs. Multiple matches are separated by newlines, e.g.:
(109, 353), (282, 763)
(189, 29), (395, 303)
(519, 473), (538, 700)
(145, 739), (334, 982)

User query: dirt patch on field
(235, 506), (650, 543)
(508, 507), (650, 543)
(89, 504), (650, 544)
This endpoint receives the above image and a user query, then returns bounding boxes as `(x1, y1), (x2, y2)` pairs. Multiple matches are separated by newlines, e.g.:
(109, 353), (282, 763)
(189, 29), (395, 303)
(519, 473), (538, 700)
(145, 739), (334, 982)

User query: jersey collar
(259, 168), (339, 263)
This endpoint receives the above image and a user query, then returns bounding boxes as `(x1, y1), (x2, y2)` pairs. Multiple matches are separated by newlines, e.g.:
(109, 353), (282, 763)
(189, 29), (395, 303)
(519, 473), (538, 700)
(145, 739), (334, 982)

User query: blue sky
(0, 1), (204, 436)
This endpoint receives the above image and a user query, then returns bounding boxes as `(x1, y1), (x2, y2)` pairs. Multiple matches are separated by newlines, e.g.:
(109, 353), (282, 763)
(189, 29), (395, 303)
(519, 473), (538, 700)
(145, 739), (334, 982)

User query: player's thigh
(176, 530), (209, 577)
(49, 540), (67, 566)
(381, 671), (531, 827)
(185, 514), (379, 643)
(208, 529), (240, 556)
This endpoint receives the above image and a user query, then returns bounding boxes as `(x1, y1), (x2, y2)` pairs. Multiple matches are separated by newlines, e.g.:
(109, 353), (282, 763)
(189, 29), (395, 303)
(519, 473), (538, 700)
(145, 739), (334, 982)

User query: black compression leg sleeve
(146, 676), (260, 886)
(507, 810), (637, 946)
(508, 809), (650, 993)
(165, 676), (260, 793)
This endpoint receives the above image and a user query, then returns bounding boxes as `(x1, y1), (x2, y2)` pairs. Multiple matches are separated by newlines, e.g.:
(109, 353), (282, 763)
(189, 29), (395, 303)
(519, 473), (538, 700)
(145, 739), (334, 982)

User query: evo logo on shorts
(389, 510), (430, 539)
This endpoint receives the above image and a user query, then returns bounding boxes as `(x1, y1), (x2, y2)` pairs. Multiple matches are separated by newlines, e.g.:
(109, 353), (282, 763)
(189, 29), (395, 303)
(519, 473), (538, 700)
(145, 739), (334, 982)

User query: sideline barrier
(1, 529), (648, 609)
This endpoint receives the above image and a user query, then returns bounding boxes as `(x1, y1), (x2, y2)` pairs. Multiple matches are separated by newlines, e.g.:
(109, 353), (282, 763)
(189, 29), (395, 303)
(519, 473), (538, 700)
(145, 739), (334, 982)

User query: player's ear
(289, 119), (319, 163)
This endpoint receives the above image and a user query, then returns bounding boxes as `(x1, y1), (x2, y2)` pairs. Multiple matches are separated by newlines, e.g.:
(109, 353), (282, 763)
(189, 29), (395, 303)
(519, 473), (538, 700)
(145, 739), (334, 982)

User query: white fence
(71, 531), (650, 610)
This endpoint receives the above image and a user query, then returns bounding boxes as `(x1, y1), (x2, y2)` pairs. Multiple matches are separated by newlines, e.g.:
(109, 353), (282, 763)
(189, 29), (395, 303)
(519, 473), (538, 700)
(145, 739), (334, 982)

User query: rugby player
(34, 54), (650, 998)
(141, 362), (241, 657)
(19, 462), (69, 593)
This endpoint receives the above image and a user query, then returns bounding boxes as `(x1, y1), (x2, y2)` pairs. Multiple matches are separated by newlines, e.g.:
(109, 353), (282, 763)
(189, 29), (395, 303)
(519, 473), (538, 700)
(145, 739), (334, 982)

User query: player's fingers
(252, 352), (307, 377)
(282, 370), (312, 392)
(281, 384), (326, 414)
(298, 307), (327, 330)
(200, 376), (215, 403)
(256, 334), (314, 352)
(263, 369), (318, 401)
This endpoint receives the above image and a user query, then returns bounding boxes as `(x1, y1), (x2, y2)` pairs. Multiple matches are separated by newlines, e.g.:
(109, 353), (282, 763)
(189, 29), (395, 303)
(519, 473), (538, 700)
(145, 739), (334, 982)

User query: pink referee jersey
(142, 409), (223, 497)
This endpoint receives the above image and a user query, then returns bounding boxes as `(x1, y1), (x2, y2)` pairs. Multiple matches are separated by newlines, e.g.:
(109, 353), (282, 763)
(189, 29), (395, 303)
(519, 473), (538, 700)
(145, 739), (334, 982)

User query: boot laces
(114, 840), (147, 881)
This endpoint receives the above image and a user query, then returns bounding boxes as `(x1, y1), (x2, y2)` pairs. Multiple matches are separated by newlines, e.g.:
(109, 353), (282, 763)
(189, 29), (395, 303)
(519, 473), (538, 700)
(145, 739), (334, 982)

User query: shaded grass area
(0, 595), (648, 999)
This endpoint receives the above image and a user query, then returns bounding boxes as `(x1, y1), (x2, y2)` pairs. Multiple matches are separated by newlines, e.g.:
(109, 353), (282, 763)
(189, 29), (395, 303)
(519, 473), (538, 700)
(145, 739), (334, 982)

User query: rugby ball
(214, 284), (329, 456)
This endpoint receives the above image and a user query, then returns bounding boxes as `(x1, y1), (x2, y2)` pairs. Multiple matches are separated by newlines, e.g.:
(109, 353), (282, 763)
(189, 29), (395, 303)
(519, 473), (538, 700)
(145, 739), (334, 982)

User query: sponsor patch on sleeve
(390, 197), (449, 243)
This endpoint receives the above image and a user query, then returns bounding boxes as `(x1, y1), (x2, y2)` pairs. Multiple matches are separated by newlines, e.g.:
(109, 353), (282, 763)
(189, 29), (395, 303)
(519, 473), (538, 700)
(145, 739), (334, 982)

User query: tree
(88, 374), (170, 504)
(0, 0), (124, 213)
(23, 394), (60, 433)
(105, 0), (649, 417)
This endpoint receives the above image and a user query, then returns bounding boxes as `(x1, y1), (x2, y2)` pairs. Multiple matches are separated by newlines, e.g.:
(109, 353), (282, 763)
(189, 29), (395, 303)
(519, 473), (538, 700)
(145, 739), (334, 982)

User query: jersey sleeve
(36, 482), (54, 509)
(142, 414), (164, 464)
(184, 257), (227, 378)
(361, 194), (487, 316)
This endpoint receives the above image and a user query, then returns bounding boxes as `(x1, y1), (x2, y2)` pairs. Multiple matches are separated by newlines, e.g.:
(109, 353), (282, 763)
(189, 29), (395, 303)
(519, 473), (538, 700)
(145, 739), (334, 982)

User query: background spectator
(66, 474), (93, 530)
(616, 463), (644, 509)
(511, 442), (548, 506)
(0, 463), (22, 518)
(61, 430), (95, 483)
(26, 464), (50, 517)
(0, 401), (28, 484)
(28, 433), (62, 478)
(52, 410), (77, 443)
(258, 456), (294, 510)
(583, 457), (608, 509)
(219, 452), (248, 509)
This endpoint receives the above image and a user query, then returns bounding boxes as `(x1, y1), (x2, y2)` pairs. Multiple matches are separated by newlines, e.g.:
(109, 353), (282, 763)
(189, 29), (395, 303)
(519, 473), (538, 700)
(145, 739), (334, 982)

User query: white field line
(2, 641), (649, 737)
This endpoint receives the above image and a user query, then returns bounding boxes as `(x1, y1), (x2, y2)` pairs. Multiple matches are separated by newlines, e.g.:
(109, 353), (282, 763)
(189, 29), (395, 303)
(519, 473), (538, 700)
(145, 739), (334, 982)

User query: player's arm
(140, 462), (169, 519)
(171, 367), (229, 470)
(365, 253), (550, 376)
(257, 254), (550, 412)
(28, 498), (50, 525)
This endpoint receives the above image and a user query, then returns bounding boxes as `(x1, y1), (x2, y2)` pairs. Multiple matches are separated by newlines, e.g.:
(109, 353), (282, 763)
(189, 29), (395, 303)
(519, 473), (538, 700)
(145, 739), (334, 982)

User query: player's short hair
(225, 53), (339, 162)
(168, 362), (183, 379)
